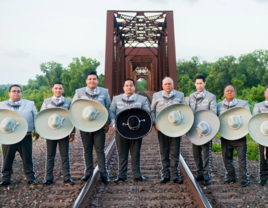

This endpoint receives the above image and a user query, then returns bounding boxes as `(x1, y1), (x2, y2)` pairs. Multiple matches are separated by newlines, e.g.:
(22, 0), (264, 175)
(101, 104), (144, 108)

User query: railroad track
(73, 129), (212, 208)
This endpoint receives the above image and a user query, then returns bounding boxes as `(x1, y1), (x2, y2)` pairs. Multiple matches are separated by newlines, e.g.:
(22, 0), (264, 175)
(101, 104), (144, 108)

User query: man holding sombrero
(72, 71), (111, 184)
(0, 85), (39, 186)
(38, 81), (75, 185)
(250, 87), (268, 186)
(188, 75), (217, 185)
(151, 77), (188, 184)
(110, 78), (151, 183)
(217, 85), (250, 187)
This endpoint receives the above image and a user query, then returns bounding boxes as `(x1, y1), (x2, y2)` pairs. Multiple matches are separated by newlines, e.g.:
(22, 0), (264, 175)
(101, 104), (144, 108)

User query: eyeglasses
(11, 90), (21, 93)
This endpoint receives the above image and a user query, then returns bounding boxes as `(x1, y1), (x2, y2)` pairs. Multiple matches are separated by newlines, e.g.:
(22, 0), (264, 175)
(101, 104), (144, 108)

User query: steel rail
(179, 154), (212, 208)
(72, 137), (116, 208)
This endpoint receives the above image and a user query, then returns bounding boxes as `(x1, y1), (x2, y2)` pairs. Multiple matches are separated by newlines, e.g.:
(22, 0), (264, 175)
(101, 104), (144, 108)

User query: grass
(212, 134), (259, 161)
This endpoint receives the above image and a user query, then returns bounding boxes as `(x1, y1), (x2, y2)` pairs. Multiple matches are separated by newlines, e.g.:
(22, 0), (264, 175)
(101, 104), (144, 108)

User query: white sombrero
(187, 110), (220, 146)
(69, 99), (108, 132)
(156, 103), (194, 137)
(219, 107), (252, 140)
(35, 108), (74, 140)
(0, 109), (28, 145)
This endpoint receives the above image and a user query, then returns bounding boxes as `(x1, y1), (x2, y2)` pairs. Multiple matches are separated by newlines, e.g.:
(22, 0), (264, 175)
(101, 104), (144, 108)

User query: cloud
(1, 49), (30, 58)
(253, 0), (268, 3)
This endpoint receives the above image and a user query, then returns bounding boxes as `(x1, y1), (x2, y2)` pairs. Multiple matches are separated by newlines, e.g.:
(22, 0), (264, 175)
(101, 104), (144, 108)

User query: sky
(0, 0), (267, 85)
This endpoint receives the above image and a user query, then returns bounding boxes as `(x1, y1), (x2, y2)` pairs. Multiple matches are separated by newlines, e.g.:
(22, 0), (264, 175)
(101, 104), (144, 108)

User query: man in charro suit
(40, 81), (75, 185)
(109, 78), (151, 183)
(217, 85), (250, 187)
(252, 87), (268, 186)
(188, 75), (217, 185)
(0, 85), (39, 186)
(151, 77), (187, 184)
(72, 71), (111, 184)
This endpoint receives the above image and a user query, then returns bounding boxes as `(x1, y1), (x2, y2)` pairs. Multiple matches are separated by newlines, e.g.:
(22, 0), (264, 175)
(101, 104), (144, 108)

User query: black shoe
(0, 181), (11, 186)
(81, 175), (91, 182)
(114, 177), (125, 183)
(195, 175), (204, 181)
(224, 178), (236, 184)
(43, 180), (53, 185)
(173, 178), (183, 184)
(241, 181), (249, 187)
(204, 180), (211, 185)
(64, 179), (75, 185)
(258, 180), (266, 186)
(101, 176), (110, 185)
(160, 178), (170, 183)
(27, 180), (37, 185)
(134, 176), (147, 182)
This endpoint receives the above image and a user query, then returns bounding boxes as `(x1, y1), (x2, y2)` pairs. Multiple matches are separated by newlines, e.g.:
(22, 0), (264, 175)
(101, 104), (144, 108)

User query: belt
(26, 132), (32, 136)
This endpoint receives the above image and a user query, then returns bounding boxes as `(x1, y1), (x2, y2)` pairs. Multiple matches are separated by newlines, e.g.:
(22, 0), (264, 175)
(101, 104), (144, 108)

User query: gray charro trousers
(157, 131), (181, 180)
(221, 136), (249, 183)
(115, 133), (143, 179)
(192, 141), (212, 180)
(45, 136), (71, 181)
(258, 144), (268, 180)
(80, 128), (108, 177)
(1, 135), (35, 182)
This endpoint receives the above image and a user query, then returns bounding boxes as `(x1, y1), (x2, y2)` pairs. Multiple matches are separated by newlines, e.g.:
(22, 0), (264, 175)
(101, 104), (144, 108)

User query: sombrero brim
(219, 107), (252, 140)
(35, 108), (74, 140)
(248, 113), (268, 146)
(187, 110), (220, 146)
(156, 103), (194, 137)
(116, 108), (152, 139)
(70, 99), (108, 132)
(0, 109), (28, 145)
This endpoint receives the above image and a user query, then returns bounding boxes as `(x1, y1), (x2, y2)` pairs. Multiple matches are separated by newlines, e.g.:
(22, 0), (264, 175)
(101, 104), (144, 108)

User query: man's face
(8, 86), (22, 101)
(123, 80), (135, 96)
(162, 78), (173, 93)
(224, 86), (236, 101)
(52, 84), (64, 98)
(86, 75), (99, 90)
(264, 89), (268, 101)
(195, 79), (206, 93)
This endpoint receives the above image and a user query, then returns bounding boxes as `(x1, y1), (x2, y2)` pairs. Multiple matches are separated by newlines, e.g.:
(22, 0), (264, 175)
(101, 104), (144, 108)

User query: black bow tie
(8, 101), (20, 108)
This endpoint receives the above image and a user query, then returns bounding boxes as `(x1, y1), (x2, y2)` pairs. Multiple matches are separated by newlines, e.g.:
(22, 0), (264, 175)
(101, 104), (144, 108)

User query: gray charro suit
(252, 101), (268, 181)
(40, 96), (74, 182)
(217, 98), (250, 183)
(188, 89), (217, 180)
(109, 93), (151, 179)
(72, 86), (110, 177)
(0, 99), (37, 183)
(151, 90), (187, 180)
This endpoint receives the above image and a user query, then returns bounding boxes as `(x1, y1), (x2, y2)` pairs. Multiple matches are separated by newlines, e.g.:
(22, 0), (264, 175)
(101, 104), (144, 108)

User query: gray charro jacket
(188, 89), (217, 114)
(0, 99), (38, 132)
(252, 101), (268, 116)
(40, 96), (72, 111)
(109, 93), (151, 125)
(72, 86), (111, 124)
(150, 90), (187, 122)
(217, 98), (250, 116)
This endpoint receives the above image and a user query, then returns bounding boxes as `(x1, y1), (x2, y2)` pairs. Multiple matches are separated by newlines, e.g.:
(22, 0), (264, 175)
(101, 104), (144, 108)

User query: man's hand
(69, 134), (75, 142)
(104, 124), (109, 134)
(33, 133), (40, 141)
(154, 122), (160, 131)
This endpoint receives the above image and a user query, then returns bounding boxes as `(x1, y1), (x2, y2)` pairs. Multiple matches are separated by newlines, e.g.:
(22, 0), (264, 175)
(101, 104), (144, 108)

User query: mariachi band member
(110, 78), (151, 183)
(151, 77), (187, 184)
(188, 75), (217, 185)
(217, 85), (250, 186)
(72, 71), (111, 184)
(0, 85), (39, 185)
(252, 87), (268, 186)
(40, 82), (75, 185)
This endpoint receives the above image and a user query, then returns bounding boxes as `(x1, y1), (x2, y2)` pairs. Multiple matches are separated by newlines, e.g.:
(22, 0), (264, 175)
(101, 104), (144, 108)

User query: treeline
(177, 49), (268, 103)
(0, 57), (104, 110)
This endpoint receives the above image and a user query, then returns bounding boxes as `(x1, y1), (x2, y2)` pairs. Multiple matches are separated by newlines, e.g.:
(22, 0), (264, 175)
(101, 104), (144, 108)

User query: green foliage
(137, 78), (147, 91)
(212, 143), (221, 154)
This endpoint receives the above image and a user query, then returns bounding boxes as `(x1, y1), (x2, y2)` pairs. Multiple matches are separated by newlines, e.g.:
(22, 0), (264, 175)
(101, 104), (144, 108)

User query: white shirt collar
(53, 96), (63, 101)
(9, 99), (21, 104)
